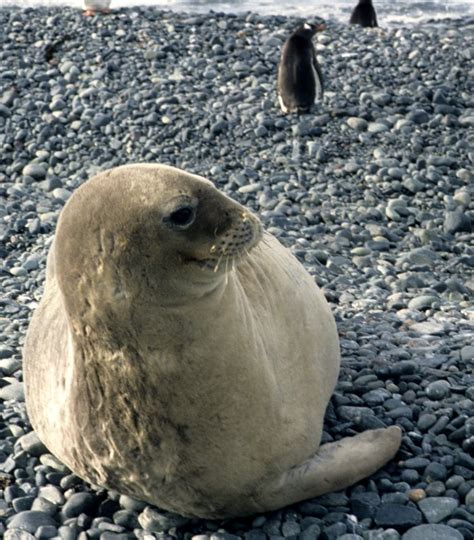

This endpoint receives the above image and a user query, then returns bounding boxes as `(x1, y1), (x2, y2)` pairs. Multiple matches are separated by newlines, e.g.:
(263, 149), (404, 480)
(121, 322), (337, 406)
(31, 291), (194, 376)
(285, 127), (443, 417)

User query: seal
(83, 1), (111, 16)
(277, 23), (325, 114)
(349, 0), (379, 28)
(24, 164), (401, 519)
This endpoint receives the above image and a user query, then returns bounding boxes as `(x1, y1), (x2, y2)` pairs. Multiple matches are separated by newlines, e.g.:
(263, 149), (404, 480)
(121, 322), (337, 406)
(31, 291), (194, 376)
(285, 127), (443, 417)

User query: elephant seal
(350, 0), (379, 28)
(277, 23), (325, 114)
(24, 164), (401, 519)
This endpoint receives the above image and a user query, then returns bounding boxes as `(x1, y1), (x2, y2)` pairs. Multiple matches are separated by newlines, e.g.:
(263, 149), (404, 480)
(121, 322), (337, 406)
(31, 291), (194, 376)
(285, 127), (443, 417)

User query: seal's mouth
(185, 213), (263, 273)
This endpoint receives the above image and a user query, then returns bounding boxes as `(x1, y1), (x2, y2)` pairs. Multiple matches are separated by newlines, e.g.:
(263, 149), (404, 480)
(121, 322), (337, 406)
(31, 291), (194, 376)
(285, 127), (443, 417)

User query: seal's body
(24, 164), (401, 519)
(277, 23), (325, 114)
(84, 1), (111, 15)
(350, 0), (378, 28)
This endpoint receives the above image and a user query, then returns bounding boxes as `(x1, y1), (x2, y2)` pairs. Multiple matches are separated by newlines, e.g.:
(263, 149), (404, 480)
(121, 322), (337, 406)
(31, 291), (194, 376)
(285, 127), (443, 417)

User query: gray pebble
(407, 295), (439, 311)
(4, 531), (37, 540)
(0, 381), (25, 402)
(425, 381), (451, 400)
(368, 122), (389, 133)
(7, 511), (57, 534)
(444, 209), (472, 234)
(417, 497), (459, 523)
(137, 506), (189, 532)
(374, 504), (422, 528)
(22, 163), (47, 180)
(347, 117), (368, 131)
(407, 110), (429, 124)
(401, 524), (463, 540)
(18, 432), (48, 457)
(62, 492), (98, 518)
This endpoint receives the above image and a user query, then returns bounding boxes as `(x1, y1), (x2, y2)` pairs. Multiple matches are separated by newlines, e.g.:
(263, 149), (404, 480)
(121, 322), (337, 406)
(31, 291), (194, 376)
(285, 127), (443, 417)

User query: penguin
(83, 1), (112, 17)
(349, 0), (378, 28)
(277, 23), (325, 115)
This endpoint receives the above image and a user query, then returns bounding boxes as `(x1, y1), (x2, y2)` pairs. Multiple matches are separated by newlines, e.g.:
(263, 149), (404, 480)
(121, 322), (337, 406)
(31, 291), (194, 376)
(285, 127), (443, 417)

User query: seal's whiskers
(214, 251), (225, 273)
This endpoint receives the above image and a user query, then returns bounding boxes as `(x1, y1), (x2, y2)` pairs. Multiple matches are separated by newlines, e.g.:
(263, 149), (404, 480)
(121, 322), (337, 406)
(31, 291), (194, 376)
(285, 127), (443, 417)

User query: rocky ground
(0, 6), (473, 540)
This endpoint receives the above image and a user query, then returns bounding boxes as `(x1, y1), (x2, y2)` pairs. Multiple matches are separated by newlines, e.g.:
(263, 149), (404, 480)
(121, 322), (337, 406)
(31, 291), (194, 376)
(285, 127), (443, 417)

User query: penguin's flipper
(278, 93), (289, 114)
(372, 9), (378, 28)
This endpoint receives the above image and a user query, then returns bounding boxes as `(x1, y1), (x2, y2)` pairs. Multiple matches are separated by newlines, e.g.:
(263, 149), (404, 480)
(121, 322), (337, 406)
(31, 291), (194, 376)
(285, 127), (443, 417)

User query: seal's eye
(164, 206), (196, 229)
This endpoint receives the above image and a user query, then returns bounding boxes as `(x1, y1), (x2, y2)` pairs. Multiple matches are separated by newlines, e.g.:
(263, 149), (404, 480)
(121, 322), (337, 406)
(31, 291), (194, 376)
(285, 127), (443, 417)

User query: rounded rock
(22, 164), (47, 180)
(425, 381), (451, 400)
(401, 524), (463, 540)
(62, 493), (99, 519)
(7, 511), (57, 534)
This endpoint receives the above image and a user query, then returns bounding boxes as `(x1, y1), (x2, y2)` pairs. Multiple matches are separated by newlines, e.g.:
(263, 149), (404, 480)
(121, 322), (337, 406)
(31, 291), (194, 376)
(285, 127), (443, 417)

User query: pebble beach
(0, 5), (473, 540)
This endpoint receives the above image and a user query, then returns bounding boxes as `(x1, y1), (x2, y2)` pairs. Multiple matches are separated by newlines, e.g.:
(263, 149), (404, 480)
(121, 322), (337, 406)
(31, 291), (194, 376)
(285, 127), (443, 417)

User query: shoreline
(1, 4), (474, 28)
(1, 6), (473, 540)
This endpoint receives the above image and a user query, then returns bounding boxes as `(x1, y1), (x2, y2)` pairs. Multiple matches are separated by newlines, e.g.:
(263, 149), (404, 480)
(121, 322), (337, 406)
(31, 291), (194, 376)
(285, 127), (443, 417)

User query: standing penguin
(277, 23), (325, 114)
(349, 0), (378, 28)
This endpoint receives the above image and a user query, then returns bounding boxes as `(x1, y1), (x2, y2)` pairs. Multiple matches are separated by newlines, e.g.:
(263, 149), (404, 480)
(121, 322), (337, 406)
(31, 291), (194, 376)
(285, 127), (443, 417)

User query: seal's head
(54, 164), (262, 331)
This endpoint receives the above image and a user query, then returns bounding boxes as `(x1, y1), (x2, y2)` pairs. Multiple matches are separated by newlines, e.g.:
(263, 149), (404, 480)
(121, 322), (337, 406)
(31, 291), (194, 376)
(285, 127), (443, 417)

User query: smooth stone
(18, 432), (48, 457)
(417, 497), (458, 523)
(424, 462), (448, 482)
(374, 503), (422, 528)
(408, 489), (426, 503)
(210, 120), (228, 135)
(350, 492), (381, 519)
(401, 524), (463, 540)
(403, 177), (424, 193)
(12, 497), (35, 513)
(465, 488), (474, 506)
(4, 531), (37, 540)
(281, 521), (301, 536)
(407, 295), (439, 311)
(38, 485), (65, 506)
(39, 454), (69, 472)
(62, 493), (98, 518)
(22, 163), (47, 180)
(444, 210), (472, 234)
(118, 495), (147, 513)
(0, 346), (14, 359)
(112, 510), (139, 530)
(93, 114), (112, 128)
(425, 381), (450, 400)
(368, 122), (389, 133)
(7, 511), (57, 534)
(137, 507), (188, 532)
(313, 114), (330, 126)
(0, 381), (25, 401)
(410, 322), (444, 335)
(0, 103), (11, 117)
(387, 168), (404, 180)
(459, 115), (474, 127)
(347, 117), (368, 131)
(0, 357), (21, 375)
(298, 524), (321, 539)
(407, 110), (429, 124)
(417, 414), (437, 431)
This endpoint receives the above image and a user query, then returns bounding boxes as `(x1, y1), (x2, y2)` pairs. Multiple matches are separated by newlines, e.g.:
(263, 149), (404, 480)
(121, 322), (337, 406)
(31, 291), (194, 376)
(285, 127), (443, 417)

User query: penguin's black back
(277, 25), (324, 114)
(349, 0), (378, 28)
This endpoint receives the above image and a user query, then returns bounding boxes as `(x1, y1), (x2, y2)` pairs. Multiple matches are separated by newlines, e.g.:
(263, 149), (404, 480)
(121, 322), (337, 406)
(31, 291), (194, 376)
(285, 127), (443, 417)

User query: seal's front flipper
(256, 426), (401, 511)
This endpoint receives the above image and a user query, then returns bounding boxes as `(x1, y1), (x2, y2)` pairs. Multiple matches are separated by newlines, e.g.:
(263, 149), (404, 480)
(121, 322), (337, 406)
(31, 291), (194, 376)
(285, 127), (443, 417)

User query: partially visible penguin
(349, 0), (378, 28)
(277, 23), (325, 114)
